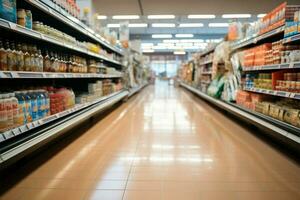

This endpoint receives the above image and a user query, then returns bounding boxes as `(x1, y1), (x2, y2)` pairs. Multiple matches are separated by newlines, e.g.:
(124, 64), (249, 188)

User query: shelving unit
(283, 33), (300, 44)
(244, 87), (300, 100)
(231, 26), (284, 51)
(0, 90), (129, 165)
(23, 0), (123, 55)
(0, 18), (123, 67)
(0, 71), (123, 79)
(243, 62), (300, 71)
(128, 83), (148, 98)
(180, 82), (300, 150)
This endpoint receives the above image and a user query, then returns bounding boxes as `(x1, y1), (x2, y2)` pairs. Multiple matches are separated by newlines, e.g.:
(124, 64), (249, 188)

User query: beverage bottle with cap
(22, 90), (32, 123)
(28, 90), (38, 121)
(0, 94), (8, 131)
(16, 43), (25, 71)
(0, 39), (8, 71)
(36, 90), (44, 119)
(15, 91), (26, 125)
(10, 93), (19, 127)
(4, 93), (13, 129)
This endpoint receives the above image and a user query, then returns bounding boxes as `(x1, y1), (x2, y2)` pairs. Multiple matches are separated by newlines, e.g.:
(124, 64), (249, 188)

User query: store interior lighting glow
(152, 23), (176, 28)
(148, 15), (175, 19)
(175, 34), (194, 38)
(187, 15), (215, 19)
(257, 13), (266, 18)
(163, 39), (179, 43)
(222, 14), (251, 18)
(208, 23), (229, 27)
(128, 23), (148, 27)
(179, 23), (204, 28)
(112, 15), (140, 19)
(107, 24), (120, 28)
(174, 51), (186, 55)
(180, 39), (204, 43)
(142, 49), (155, 53)
(97, 15), (107, 20)
(152, 34), (173, 38)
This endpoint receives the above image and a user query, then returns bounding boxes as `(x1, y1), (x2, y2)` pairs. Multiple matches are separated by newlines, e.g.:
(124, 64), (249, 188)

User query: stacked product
(75, 81), (103, 104)
(0, 89), (51, 131)
(275, 72), (300, 92)
(243, 42), (300, 68)
(284, 10), (300, 37)
(51, 0), (80, 19)
(236, 90), (270, 110)
(48, 87), (75, 114)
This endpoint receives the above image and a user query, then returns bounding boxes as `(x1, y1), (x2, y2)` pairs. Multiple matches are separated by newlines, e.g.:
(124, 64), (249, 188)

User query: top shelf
(231, 26), (285, 51)
(24, 0), (124, 56)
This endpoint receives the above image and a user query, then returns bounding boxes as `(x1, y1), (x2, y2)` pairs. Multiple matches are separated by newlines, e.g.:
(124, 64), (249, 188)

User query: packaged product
(283, 109), (300, 127)
(0, 0), (17, 23)
(25, 10), (32, 29)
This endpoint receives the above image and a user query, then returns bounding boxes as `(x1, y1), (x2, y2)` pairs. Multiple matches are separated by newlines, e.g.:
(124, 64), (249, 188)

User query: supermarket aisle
(1, 80), (300, 200)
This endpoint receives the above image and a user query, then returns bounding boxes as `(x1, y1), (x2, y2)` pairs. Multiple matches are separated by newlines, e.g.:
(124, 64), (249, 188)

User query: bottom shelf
(128, 83), (148, 98)
(180, 82), (300, 149)
(0, 90), (129, 166)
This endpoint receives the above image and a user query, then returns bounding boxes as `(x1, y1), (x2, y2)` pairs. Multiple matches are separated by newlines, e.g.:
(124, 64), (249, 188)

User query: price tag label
(0, 72), (7, 78)
(0, 134), (5, 142)
(8, 22), (16, 30)
(12, 128), (21, 135)
(3, 131), (14, 139)
(32, 121), (39, 127)
(19, 125), (27, 133)
(289, 62), (294, 68)
(26, 123), (33, 129)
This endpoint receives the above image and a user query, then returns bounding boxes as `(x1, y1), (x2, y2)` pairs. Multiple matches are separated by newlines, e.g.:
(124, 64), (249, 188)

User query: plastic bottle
(6, 40), (15, 71)
(22, 90), (32, 123)
(10, 93), (19, 127)
(43, 90), (50, 116)
(23, 45), (31, 71)
(0, 94), (8, 131)
(36, 90), (44, 119)
(16, 43), (24, 71)
(15, 91), (26, 125)
(28, 90), (38, 121)
(38, 49), (43, 72)
(43, 50), (51, 72)
(0, 39), (8, 71)
(4, 93), (13, 129)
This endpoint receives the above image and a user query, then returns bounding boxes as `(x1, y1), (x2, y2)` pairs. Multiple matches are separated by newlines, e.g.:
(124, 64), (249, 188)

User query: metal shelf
(283, 33), (300, 44)
(180, 82), (300, 147)
(231, 26), (284, 51)
(0, 71), (123, 79)
(0, 90), (127, 144)
(199, 45), (217, 57)
(243, 62), (300, 71)
(244, 87), (300, 100)
(0, 90), (129, 165)
(0, 19), (123, 67)
(24, 0), (123, 56)
(128, 83), (148, 98)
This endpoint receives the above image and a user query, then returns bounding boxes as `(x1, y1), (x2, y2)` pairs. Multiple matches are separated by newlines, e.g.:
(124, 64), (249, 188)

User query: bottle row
(0, 39), (122, 74)
(0, 79), (124, 132)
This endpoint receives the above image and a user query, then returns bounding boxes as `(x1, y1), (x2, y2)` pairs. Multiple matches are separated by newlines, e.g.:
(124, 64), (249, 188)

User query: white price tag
(12, 128), (21, 135)
(289, 62), (294, 68)
(8, 22), (16, 30)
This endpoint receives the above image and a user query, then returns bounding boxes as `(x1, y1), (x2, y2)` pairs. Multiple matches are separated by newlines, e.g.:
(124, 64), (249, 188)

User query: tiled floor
(1, 81), (300, 200)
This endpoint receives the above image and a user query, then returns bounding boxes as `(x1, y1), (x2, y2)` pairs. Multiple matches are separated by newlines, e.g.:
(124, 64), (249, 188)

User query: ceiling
(90, 0), (300, 53)
(92, 0), (299, 15)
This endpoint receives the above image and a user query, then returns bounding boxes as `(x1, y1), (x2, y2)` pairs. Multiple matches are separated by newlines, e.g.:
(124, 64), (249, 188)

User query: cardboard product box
(262, 102), (271, 115)
(283, 108), (300, 127)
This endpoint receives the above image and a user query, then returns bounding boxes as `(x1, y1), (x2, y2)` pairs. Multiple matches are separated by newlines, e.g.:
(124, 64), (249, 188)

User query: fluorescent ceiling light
(97, 15), (107, 20)
(257, 13), (266, 18)
(176, 42), (193, 46)
(107, 24), (120, 28)
(157, 43), (173, 46)
(163, 39), (179, 43)
(179, 23), (204, 28)
(128, 23), (148, 27)
(188, 15), (215, 19)
(152, 23), (175, 28)
(153, 46), (167, 50)
(174, 51), (186, 55)
(143, 49), (155, 53)
(141, 43), (154, 46)
(148, 15), (175, 19)
(152, 34), (172, 38)
(208, 23), (229, 27)
(175, 34), (194, 38)
(112, 15), (140, 19)
(222, 14), (251, 18)
(180, 39), (204, 43)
